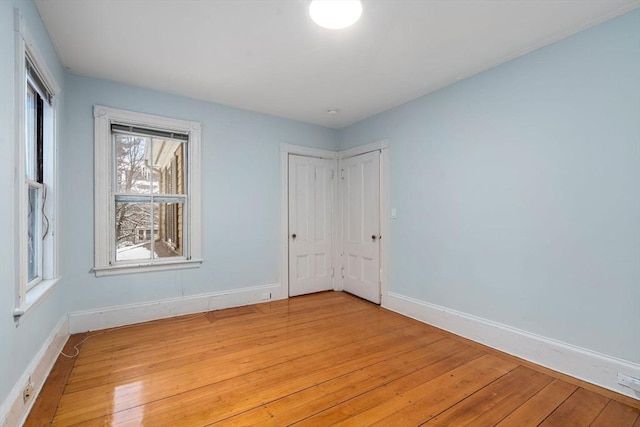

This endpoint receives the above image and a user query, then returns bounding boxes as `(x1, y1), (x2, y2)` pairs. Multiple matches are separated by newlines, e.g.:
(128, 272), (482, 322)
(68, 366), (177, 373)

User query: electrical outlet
(23, 382), (34, 403)
(261, 292), (271, 301)
(617, 373), (640, 392)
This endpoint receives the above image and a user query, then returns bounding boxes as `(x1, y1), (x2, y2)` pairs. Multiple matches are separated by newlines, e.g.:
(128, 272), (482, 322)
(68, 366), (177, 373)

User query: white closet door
(289, 155), (334, 296)
(341, 151), (380, 304)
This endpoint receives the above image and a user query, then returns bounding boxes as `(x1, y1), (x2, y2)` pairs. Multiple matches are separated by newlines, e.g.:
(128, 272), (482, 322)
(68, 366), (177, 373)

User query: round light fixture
(309, 0), (363, 30)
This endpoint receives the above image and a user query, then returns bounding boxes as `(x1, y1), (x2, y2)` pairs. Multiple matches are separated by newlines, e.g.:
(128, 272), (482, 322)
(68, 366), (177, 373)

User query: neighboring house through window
(93, 106), (202, 276)
(14, 9), (61, 318)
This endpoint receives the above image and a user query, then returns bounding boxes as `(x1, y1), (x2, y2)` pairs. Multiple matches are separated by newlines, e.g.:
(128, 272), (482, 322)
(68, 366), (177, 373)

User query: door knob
(372, 235), (377, 240)
(292, 233), (297, 239)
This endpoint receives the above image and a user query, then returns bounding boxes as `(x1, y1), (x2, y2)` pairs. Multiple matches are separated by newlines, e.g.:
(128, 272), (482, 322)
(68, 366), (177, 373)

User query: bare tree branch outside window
(113, 133), (184, 261)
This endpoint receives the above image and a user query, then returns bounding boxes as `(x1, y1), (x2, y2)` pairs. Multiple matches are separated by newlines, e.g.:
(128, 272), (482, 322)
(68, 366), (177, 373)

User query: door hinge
(340, 169), (345, 180)
(341, 267), (345, 278)
(330, 169), (334, 179)
(331, 267), (335, 278)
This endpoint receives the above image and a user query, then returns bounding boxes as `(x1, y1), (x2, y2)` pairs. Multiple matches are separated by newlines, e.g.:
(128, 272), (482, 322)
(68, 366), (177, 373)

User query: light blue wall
(340, 10), (640, 363)
(61, 75), (338, 311)
(2, 0), (638, 412)
(0, 0), (67, 408)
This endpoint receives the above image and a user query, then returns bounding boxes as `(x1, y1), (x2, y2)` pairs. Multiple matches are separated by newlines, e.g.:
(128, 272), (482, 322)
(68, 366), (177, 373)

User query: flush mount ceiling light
(309, 0), (363, 30)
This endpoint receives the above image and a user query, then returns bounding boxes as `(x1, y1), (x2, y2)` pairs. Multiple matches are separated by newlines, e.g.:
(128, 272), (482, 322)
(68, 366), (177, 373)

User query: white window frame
(14, 8), (61, 319)
(93, 105), (202, 276)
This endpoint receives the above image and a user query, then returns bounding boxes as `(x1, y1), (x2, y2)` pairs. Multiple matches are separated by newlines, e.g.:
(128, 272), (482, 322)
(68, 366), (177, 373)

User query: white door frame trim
(338, 139), (389, 159)
(280, 143), (338, 159)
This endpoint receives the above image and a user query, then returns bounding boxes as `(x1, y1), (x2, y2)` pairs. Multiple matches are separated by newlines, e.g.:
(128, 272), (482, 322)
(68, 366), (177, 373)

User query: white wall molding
(0, 315), (69, 427)
(67, 283), (282, 333)
(384, 291), (640, 400)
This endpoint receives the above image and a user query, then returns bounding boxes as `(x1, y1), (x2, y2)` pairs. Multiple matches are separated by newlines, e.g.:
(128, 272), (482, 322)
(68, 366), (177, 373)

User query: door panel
(342, 151), (380, 304)
(289, 155), (334, 296)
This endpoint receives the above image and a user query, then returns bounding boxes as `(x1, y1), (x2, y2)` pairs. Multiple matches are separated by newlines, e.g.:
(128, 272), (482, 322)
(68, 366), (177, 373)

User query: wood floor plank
(290, 350), (492, 426)
(65, 306), (396, 392)
(538, 388), (609, 426)
(53, 317), (441, 425)
(591, 399), (640, 427)
(342, 354), (518, 426)
(71, 297), (384, 371)
(422, 365), (554, 426)
(215, 338), (481, 426)
(495, 379), (577, 426)
(68, 302), (393, 377)
(71, 293), (370, 367)
(83, 329), (449, 426)
(25, 291), (639, 426)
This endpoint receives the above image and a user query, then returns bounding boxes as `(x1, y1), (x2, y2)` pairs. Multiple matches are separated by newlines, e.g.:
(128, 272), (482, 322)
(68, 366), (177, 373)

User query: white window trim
(13, 8), (61, 319)
(93, 105), (202, 276)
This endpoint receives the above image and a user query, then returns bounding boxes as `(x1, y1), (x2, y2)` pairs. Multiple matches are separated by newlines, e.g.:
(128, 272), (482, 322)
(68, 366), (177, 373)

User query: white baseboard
(68, 283), (283, 333)
(384, 291), (640, 400)
(0, 315), (69, 427)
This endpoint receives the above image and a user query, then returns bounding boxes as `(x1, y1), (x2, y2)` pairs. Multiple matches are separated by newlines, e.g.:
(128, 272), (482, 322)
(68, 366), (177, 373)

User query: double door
(288, 151), (381, 304)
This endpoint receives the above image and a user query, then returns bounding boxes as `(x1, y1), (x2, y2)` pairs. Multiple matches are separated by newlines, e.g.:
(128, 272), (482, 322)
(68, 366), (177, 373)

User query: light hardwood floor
(26, 291), (639, 426)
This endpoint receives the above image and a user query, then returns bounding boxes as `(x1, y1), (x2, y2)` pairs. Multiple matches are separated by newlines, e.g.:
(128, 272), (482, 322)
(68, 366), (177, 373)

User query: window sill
(14, 277), (61, 323)
(93, 259), (203, 277)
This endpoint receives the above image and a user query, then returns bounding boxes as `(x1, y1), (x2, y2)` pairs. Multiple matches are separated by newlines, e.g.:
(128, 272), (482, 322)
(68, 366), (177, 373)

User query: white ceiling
(35, 0), (639, 129)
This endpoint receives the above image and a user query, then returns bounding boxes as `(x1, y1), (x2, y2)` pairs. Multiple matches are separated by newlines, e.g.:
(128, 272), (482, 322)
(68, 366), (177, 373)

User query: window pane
(27, 185), (40, 282)
(114, 134), (157, 194)
(155, 201), (184, 258)
(26, 84), (37, 181)
(115, 201), (153, 261)
(151, 138), (184, 195)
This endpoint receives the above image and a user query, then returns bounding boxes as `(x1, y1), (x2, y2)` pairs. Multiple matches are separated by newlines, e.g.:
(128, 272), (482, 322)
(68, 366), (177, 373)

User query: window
(93, 106), (202, 276)
(14, 9), (60, 317)
(26, 59), (46, 290)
